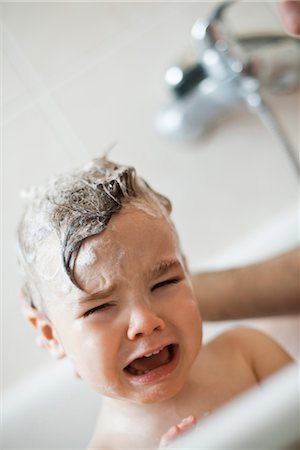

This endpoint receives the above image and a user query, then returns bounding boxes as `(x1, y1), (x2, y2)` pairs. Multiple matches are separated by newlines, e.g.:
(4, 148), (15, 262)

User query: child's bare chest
(89, 346), (257, 449)
(90, 370), (256, 449)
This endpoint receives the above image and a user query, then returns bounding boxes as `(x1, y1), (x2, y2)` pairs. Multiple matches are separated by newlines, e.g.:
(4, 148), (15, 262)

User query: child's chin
(131, 380), (185, 405)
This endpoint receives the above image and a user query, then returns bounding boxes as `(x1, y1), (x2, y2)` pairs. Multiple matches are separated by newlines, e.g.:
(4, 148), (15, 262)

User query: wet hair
(17, 157), (172, 311)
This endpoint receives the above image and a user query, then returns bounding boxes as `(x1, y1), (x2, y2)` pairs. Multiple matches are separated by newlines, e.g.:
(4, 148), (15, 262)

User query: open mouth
(124, 344), (179, 384)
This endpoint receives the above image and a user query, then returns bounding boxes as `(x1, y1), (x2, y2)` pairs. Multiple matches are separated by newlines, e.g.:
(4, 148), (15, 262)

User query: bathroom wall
(2, 1), (299, 391)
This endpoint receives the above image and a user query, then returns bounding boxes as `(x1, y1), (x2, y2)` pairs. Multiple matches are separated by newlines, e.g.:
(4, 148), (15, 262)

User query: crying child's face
(42, 204), (202, 404)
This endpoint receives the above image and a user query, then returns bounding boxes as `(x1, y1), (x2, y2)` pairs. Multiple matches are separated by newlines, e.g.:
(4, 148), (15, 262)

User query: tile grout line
(3, 21), (90, 162)
(4, 3), (192, 125)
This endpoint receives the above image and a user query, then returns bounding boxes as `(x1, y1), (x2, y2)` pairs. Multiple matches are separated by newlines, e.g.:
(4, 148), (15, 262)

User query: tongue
(129, 346), (170, 373)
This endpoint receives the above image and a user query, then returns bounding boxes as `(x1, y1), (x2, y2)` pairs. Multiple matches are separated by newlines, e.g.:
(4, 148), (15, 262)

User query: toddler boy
(18, 157), (292, 449)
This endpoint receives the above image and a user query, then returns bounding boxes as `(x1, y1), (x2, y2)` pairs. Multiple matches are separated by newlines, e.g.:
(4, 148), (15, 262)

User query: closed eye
(151, 277), (181, 291)
(83, 303), (113, 318)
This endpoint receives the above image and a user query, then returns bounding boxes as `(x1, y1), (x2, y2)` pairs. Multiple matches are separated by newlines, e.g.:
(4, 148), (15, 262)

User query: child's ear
(21, 302), (66, 360)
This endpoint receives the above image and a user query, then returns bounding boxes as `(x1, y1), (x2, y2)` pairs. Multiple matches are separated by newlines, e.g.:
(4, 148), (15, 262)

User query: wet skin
(36, 205), (292, 449)
(45, 204), (202, 404)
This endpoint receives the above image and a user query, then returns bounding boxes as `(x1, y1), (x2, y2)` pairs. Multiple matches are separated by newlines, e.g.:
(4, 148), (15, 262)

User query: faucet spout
(155, 1), (300, 176)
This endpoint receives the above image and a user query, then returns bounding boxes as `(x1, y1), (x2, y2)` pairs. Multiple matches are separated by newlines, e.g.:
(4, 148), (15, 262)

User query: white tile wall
(2, 1), (299, 390)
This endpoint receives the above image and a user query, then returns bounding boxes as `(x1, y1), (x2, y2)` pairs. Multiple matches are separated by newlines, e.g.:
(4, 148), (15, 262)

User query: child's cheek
(70, 331), (108, 384)
(177, 288), (202, 339)
(177, 283), (202, 317)
(184, 301), (202, 333)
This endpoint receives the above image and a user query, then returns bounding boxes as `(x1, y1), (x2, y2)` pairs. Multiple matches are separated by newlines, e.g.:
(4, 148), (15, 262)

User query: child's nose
(127, 303), (165, 340)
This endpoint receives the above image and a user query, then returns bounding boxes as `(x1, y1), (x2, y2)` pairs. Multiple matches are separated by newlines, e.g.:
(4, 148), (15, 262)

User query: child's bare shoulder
(209, 327), (293, 381)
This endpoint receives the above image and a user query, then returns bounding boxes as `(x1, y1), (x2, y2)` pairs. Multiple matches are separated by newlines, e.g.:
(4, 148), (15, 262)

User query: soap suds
(76, 244), (98, 269)
(130, 196), (166, 219)
(17, 156), (172, 311)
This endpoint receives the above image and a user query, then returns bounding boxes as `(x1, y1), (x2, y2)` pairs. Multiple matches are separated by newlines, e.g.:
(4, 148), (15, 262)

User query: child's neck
(100, 366), (203, 429)
(89, 350), (218, 448)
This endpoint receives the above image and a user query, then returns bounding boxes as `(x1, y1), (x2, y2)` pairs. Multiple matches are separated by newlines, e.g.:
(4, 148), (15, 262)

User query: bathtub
(2, 200), (299, 450)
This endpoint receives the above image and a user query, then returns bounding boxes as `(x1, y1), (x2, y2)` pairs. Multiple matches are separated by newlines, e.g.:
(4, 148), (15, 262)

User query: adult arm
(191, 247), (300, 321)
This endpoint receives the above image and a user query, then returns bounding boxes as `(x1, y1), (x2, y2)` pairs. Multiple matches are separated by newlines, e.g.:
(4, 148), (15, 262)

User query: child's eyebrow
(76, 259), (182, 304)
(77, 285), (116, 304)
(149, 259), (182, 280)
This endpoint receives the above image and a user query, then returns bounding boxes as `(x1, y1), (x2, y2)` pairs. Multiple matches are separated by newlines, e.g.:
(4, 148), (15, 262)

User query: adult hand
(278, 0), (300, 35)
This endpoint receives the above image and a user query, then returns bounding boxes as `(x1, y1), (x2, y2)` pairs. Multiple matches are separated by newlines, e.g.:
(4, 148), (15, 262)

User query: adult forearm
(191, 247), (300, 321)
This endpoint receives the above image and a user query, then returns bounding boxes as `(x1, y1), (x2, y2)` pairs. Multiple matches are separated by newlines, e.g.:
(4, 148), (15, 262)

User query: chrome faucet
(155, 1), (300, 175)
